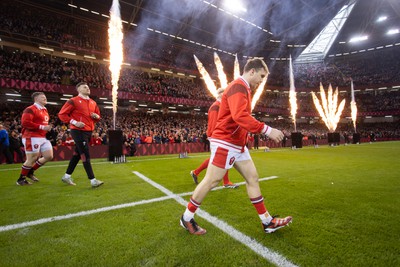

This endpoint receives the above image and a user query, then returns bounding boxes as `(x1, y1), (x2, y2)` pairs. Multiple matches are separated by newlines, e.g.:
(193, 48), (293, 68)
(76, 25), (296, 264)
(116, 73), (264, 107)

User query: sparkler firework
(108, 0), (124, 130)
(311, 83), (346, 132)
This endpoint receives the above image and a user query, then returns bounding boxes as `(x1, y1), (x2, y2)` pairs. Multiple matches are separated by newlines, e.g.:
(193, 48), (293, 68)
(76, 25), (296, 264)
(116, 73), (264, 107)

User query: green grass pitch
(0, 141), (399, 266)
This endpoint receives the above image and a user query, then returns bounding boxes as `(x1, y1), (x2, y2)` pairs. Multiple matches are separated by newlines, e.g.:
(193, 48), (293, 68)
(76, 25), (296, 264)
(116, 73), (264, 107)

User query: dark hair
(31, 92), (44, 101)
(243, 58), (269, 74)
(76, 82), (88, 90)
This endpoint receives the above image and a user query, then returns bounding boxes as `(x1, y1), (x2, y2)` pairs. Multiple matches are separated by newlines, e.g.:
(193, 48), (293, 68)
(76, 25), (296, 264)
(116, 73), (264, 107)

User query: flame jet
(108, 0), (124, 130)
(213, 52), (228, 89)
(350, 79), (358, 132)
(194, 55), (218, 98)
(289, 55), (297, 132)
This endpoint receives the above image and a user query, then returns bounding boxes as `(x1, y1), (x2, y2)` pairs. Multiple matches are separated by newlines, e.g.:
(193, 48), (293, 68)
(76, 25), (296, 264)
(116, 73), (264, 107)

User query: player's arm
(227, 84), (265, 133)
(58, 100), (75, 123)
(58, 99), (84, 128)
(90, 103), (101, 121)
(206, 104), (218, 137)
(228, 85), (283, 142)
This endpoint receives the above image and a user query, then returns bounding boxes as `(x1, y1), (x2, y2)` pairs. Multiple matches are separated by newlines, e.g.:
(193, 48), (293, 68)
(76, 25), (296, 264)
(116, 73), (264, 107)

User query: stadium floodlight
(349, 36), (368, 43)
(5, 93), (21, 97)
(39, 46), (54, 52)
(387, 29), (399, 35)
(63, 51), (76, 56)
(377, 16), (387, 22)
(223, 0), (247, 12)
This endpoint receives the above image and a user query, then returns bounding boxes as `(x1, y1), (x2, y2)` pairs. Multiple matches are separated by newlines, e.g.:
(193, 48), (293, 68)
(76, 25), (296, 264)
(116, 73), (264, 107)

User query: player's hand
(43, 125), (52, 131)
(268, 128), (284, 143)
(91, 113), (100, 120)
(75, 122), (85, 128)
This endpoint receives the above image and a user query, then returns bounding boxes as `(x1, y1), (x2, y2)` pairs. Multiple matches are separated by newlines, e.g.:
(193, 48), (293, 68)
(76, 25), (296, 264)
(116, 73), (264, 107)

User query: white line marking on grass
(171, 176), (279, 197)
(133, 171), (297, 267)
(0, 176), (277, 233)
(0, 195), (173, 232)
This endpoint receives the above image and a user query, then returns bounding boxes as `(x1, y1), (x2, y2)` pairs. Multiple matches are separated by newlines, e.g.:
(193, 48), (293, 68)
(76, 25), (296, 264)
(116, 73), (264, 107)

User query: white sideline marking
(133, 171), (297, 267)
(0, 176), (278, 233)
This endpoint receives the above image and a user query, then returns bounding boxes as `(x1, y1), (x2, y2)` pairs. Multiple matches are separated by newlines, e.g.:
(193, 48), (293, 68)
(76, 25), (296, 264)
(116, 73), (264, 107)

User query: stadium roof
(10, 0), (400, 61)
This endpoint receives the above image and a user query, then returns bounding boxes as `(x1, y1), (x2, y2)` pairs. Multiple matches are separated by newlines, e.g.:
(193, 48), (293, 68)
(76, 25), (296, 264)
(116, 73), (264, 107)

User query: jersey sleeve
(58, 99), (75, 123)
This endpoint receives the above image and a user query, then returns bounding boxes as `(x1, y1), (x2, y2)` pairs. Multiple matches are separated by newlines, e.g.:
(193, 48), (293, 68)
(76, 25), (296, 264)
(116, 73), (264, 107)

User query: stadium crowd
(1, 101), (399, 163)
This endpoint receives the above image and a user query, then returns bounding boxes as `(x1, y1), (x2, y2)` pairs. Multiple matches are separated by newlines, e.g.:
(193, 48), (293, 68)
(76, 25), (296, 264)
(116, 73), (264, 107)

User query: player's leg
(27, 140), (53, 182)
(190, 158), (210, 184)
(72, 131), (103, 187)
(16, 150), (39, 185)
(180, 163), (227, 235)
(234, 158), (292, 233)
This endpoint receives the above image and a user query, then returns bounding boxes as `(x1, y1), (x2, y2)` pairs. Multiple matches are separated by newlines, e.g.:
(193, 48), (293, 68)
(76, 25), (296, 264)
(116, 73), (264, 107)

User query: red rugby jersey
(58, 96), (100, 132)
(21, 103), (49, 138)
(211, 77), (269, 147)
(206, 100), (221, 137)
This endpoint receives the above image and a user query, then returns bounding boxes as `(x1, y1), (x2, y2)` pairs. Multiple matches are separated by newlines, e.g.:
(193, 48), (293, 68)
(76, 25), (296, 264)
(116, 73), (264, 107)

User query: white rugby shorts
(209, 138), (251, 169)
(22, 137), (52, 154)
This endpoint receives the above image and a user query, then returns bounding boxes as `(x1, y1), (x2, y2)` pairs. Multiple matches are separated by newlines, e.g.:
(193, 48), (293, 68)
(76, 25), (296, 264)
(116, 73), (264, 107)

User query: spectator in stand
(16, 92), (54, 185)
(9, 130), (24, 163)
(0, 123), (14, 164)
(90, 132), (103, 146)
(58, 82), (103, 188)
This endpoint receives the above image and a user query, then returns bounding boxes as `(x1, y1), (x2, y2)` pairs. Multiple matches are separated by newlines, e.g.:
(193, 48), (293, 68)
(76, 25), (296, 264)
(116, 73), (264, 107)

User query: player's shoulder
(23, 104), (36, 114)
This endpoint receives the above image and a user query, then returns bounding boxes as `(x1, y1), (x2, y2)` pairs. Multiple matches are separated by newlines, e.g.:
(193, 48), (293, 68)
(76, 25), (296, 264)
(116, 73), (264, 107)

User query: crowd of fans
(1, 48), (400, 113)
(1, 102), (399, 162)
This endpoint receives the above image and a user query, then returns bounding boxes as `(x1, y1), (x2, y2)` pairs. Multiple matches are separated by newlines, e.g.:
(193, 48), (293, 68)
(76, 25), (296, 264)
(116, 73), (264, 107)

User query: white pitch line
(0, 176), (277, 233)
(133, 171), (297, 267)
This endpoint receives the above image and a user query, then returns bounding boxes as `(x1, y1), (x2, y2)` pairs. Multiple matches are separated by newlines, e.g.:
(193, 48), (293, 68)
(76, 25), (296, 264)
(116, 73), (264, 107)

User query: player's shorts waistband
(208, 138), (243, 152)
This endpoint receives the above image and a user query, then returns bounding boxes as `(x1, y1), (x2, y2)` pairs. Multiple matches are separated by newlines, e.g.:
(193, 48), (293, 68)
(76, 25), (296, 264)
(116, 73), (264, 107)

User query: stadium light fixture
(63, 51), (76, 56)
(84, 55), (96, 59)
(377, 16), (387, 22)
(39, 46), (54, 52)
(349, 36), (368, 43)
(387, 29), (399, 35)
(223, 0), (247, 12)
(5, 93), (21, 97)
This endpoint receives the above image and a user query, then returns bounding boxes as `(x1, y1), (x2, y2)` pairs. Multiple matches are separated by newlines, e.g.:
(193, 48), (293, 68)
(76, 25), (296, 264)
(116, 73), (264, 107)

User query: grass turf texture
(0, 141), (399, 266)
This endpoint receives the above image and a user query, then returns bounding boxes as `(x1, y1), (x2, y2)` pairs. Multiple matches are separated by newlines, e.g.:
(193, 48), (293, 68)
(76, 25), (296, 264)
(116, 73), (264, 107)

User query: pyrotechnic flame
(350, 79), (358, 132)
(213, 52), (228, 89)
(193, 55), (218, 98)
(311, 83), (346, 132)
(234, 54), (240, 79)
(108, 0), (124, 130)
(289, 55), (297, 132)
(251, 77), (268, 110)
(194, 53), (267, 109)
